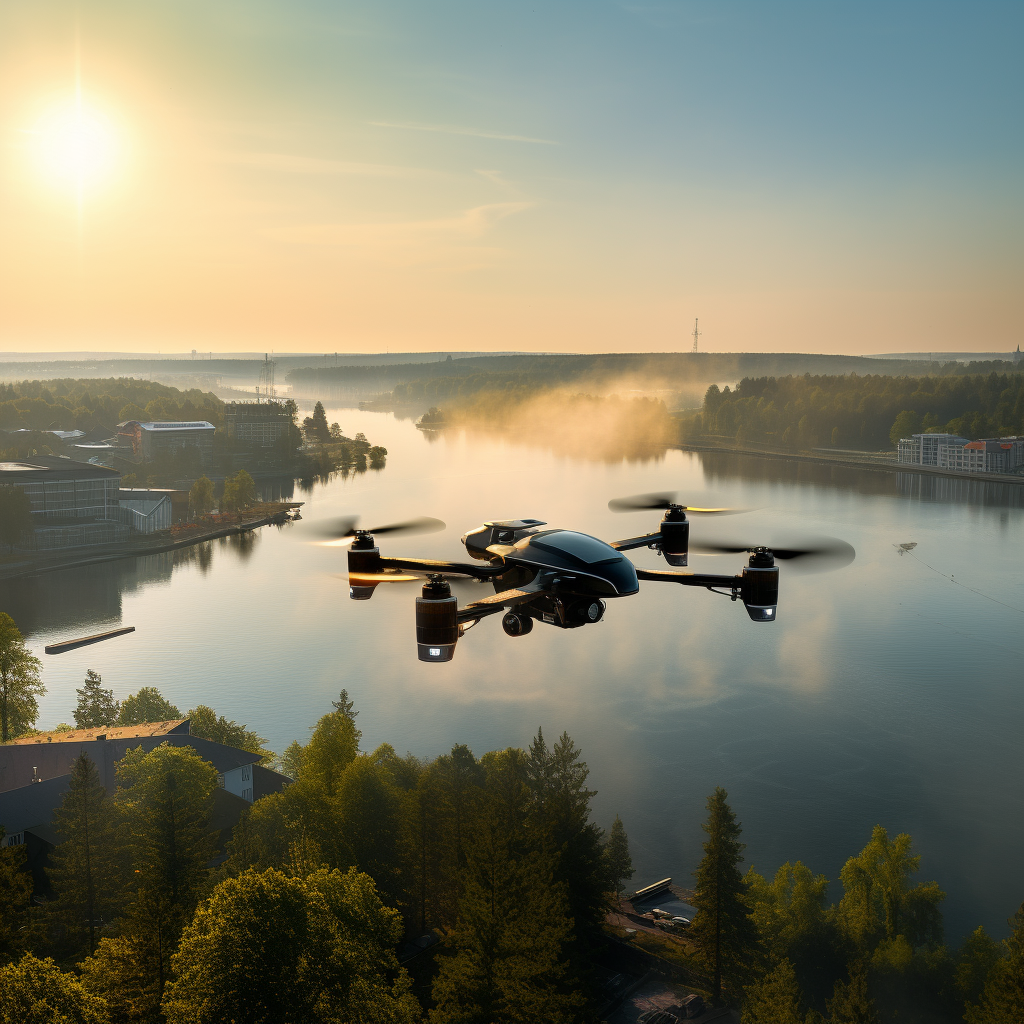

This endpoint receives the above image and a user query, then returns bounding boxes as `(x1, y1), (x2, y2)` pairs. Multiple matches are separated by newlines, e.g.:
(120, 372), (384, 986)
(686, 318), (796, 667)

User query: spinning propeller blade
(608, 491), (742, 514)
(690, 536), (856, 574)
(308, 516), (445, 545)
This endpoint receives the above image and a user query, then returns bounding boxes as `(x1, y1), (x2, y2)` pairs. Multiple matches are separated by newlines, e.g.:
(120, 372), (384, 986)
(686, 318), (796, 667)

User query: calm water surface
(4, 407), (1022, 940)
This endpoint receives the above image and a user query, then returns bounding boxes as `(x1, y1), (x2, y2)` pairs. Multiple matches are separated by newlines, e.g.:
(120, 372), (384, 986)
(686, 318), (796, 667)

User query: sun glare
(32, 97), (119, 198)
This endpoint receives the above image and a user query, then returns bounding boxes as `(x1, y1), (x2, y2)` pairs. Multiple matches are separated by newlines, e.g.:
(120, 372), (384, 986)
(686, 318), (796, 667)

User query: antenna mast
(259, 353), (277, 402)
(691, 318), (701, 353)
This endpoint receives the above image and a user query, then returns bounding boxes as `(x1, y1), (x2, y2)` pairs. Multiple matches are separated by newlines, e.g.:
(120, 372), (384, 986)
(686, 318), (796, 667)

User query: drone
(313, 492), (855, 662)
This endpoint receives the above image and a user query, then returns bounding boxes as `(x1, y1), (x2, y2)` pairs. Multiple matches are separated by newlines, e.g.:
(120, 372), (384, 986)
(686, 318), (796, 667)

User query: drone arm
(635, 567), (741, 590)
(609, 532), (663, 551)
(379, 556), (507, 581)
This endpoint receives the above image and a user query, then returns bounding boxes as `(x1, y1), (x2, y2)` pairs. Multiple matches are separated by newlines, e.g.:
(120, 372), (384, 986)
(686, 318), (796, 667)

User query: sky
(0, 1), (1021, 355)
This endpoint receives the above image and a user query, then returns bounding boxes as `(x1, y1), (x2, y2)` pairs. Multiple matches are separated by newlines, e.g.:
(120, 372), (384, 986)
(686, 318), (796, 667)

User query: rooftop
(0, 456), (120, 482)
(118, 420), (214, 432)
(9, 720), (189, 745)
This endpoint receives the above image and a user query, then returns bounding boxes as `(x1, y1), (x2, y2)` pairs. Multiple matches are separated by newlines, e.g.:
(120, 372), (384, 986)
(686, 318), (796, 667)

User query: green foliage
(187, 476), (214, 516)
(0, 377), (222, 433)
(696, 372), (1024, 450)
(301, 710), (361, 796)
(0, 843), (33, 963)
(955, 926), (1001, 1007)
(74, 671), (120, 730)
(162, 866), (418, 1024)
(825, 961), (879, 1024)
(965, 902), (1024, 1024)
(302, 400), (330, 441)
(0, 953), (110, 1024)
(429, 812), (581, 1024)
(604, 815), (634, 895)
(47, 754), (118, 956)
(220, 469), (256, 511)
(0, 612), (44, 743)
(0, 486), (34, 552)
(837, 825), (945, 950)
(111, 743), (219, 1003)
(186, 704), (273, 763)
(114, 688), (181, 727)
(279, 739), (306, 780)
(742, 959), (812, 1024)
(690, 787), (761, 1001)
(79, 933), (162, 1023)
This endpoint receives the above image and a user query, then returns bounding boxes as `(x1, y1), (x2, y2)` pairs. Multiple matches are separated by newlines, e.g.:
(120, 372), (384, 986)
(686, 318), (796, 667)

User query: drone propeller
(309, 515), (446, 545)
(690, 536), (856, 574)
(608, 491), (742, 514)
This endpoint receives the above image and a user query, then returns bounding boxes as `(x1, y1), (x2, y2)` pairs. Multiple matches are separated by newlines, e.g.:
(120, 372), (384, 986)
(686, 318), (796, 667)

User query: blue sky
(0, 1), (1020, 352)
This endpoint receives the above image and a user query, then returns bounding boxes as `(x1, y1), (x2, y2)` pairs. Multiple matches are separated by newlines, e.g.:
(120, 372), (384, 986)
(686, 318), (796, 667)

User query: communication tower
(258, 353), (277, 402)
(691, 318), (701, 354)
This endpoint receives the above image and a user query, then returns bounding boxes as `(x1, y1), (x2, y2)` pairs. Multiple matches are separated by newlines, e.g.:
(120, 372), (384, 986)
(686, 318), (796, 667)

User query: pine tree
(331, 688), (358, 719)
(691, 787), (760, 1001)
(825, 961), (879, 1024)
(47, 753), (117, 955)
(604, 815), (634, 896)
(429, 811), (581, 1024)
(0, 842), (32, 962)
(74, 670), (120, 729)
(965, 902), (1024, 1024)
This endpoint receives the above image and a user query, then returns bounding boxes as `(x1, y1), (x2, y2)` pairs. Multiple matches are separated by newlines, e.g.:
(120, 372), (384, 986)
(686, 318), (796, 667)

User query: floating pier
(45, 626), (136, 655)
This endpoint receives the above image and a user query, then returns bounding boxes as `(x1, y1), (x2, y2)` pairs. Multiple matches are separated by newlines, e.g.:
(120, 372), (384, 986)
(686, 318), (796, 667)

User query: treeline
(0, 378), (224, 434)
(681, 372), (1024, 450)
(288, 352), (1021, 392)
(300, 400), (387, 477)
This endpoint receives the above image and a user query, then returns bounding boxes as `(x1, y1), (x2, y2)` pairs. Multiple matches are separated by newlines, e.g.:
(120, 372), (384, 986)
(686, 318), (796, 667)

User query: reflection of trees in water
(253, 475), (296, 503)
(0, 553), (174, 638)
(697, 451), (1024, 510)
(219, 532), (259, 561)
(173, 541), (214, 574)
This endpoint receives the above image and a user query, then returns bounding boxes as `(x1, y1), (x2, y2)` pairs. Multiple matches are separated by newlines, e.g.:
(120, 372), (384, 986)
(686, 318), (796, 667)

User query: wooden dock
(45, 626), (136, 655)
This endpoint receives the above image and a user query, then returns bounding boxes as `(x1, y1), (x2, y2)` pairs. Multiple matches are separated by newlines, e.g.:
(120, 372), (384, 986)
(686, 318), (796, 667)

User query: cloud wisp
(369, 120), (556, 145)
(212, 150), (444, 179)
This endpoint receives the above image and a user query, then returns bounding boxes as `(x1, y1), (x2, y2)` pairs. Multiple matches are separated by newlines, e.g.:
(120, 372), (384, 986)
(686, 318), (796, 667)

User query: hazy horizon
(1, 2), (1020, 355)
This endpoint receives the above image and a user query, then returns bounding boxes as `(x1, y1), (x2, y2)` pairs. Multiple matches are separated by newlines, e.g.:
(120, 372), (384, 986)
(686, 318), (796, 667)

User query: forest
(680, 372), (1024, 451)
(0, 629), (1020, 1024)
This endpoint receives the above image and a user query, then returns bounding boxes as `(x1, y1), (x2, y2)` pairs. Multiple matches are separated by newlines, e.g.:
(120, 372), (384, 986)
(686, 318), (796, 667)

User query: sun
(31, 96), (119, 198)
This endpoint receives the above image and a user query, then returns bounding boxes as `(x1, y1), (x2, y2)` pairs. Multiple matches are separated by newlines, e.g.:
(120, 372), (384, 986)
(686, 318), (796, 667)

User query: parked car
(671, 916), (691, 928)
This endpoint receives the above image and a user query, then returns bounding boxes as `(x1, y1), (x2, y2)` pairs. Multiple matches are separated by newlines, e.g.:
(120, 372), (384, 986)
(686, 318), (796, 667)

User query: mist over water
(3, 407), (1021, 941)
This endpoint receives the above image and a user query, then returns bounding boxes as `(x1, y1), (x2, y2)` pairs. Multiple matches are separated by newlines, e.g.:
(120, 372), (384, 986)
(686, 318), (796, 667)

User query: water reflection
(696, 450), (1024, 510)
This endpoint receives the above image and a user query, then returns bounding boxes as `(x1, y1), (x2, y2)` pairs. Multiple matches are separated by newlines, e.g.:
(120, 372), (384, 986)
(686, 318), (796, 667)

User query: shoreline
(670, 441), (1024, 485)
(0, 504), (302, 582)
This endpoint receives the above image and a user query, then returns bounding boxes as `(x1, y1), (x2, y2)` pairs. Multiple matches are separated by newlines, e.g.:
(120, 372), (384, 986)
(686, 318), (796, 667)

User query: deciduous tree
(691, 787), (760, 1001)
(114, 688), (180, 727)
(0, 612), (44, 743)
(0, 841), (32, 962)
(187, 476), (214, 516)
(0, 953), (110, 1024)
(161, 866), (418, 1024)
(742, 958), (810, 1024)
(74, 670), (119, 730)
(825, 961), (879, 1024)
(186, 704), (273, 763)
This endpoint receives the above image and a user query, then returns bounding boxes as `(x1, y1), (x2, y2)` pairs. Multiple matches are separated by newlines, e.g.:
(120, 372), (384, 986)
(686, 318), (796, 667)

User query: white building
(897, 433), (969, 466)
(938, 437), (1024, 474)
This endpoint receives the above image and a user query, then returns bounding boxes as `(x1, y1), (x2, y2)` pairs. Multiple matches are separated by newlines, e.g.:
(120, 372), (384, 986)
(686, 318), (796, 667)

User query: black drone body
(334, 496), (854, 663)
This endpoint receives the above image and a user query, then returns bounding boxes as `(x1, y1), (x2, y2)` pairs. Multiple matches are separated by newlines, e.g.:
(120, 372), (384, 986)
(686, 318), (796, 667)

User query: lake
(3, 405), (1022, 941)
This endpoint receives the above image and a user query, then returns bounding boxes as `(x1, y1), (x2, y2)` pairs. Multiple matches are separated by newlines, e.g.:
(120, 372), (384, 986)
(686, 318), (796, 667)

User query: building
(897, 433), (969, 466)
(938, 437), (1024, 474)
(117, 420), (216, 462)
(224, 401), (292, 448)
(0, 456), (126, 550)
(118, 489), (173, 533)
(0, 719), (291, 890)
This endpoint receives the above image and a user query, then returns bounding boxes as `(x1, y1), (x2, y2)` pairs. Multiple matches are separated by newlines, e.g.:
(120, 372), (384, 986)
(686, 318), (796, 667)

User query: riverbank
(672, 439), (1024, 485)
(0, 502), (302, 582)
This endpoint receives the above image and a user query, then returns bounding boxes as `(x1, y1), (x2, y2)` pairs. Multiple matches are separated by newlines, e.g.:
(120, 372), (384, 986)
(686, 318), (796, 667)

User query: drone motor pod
(741, 549), (779, 622)
(660, 506), (690, 567)
(348, 533), (381, 601)
(416, 575), (459, 662)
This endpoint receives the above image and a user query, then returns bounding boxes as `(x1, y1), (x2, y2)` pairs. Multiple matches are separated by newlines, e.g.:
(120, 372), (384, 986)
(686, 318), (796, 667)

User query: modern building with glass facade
(117, 420), (215, 461)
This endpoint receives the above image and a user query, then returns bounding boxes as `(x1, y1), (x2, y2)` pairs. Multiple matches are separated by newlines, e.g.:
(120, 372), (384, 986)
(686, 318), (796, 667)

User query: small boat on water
(45, 626), (136, 655)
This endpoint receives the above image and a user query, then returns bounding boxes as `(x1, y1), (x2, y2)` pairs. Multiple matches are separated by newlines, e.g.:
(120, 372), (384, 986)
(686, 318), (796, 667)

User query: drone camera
(660, 508), (689, 567)
(741, 549), (779, 622)
(416, 576), (459, 662)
